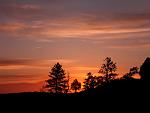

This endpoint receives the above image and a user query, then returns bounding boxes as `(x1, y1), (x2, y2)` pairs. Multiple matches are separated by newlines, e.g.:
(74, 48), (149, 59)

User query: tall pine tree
(99, 57), (117, 82)
(45, 62), (67, 93)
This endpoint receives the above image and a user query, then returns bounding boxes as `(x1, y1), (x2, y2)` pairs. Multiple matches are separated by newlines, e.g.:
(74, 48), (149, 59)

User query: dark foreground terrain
(0, 79), (149, 112)
(0, 79), (149, 102)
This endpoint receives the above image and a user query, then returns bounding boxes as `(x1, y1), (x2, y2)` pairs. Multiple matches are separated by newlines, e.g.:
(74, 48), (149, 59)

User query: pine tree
(83, 72), (97, 90)
(45, 62), (67, 93)
(64, 72), (71, 93)
(99, 57), (117, 82)
(71, 79), (81, 93)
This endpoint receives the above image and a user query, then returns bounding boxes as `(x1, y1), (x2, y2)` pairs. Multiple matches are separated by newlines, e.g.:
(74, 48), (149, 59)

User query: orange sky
(0, 0), (150, 93)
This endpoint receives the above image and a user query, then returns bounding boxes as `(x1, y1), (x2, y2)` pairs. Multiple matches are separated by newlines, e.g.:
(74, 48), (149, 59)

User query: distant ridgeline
(140, 57), (150, 82)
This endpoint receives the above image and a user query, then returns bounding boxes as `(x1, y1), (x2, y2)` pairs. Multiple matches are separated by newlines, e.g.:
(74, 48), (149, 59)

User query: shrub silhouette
(123, 66), (139, 80)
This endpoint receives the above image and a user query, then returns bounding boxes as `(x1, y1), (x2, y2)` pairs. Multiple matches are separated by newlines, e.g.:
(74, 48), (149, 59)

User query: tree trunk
(106, 73), (109, 83)
(56, 79), (58, 93)
(75, 89), (77, 93)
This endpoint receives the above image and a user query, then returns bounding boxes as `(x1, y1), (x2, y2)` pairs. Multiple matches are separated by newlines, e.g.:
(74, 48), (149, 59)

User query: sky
(0, 0), (150, 93)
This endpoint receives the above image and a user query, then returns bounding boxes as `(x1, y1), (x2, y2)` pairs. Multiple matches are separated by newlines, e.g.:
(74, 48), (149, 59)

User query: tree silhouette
(95, 76), (105, 86)
(83, 72), (97, 90)
(40, 80), (47, 92)
(45, 62), (67, 93)
(99, 57), (117, 82)
(140, 57), (150, 81)
(123, 66), (139, 80)
(71, 79), (81, 93)
(64, 72), (71, 93)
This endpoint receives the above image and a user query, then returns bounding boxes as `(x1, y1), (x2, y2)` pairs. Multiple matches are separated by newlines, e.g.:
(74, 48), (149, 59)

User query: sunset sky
(0, 0), (150, 93)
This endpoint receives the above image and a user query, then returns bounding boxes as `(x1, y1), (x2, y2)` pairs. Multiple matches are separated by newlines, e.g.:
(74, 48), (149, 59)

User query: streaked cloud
(0, 58), (36, 66)
(108, 42), (150, 49)
(0, 58), (76, 70)
(0, 12), (150, 40)
(0, 3), (42, 20)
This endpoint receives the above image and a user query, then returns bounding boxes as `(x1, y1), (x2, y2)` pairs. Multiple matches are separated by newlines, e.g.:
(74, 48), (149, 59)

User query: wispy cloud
(12, 4), (40, 10)
(0, 58), (36, 66)
(0, 58), (77, 69)
(0, 12), (150, 40)
(0, 22), (26, 31)
(108, 42), (150, 49)
(0, 3), (42, 20)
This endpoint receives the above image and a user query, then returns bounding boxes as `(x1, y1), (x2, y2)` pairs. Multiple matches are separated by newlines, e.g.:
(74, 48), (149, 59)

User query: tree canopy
(99, 57), (117, 82)
(45, 62), (68, 93)
(71, 79), (81, 93)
